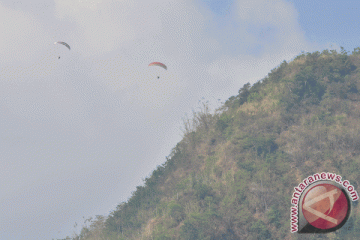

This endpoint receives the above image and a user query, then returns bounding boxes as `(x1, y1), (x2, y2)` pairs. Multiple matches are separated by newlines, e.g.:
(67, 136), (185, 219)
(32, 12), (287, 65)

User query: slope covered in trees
(58, 48), (360, 239)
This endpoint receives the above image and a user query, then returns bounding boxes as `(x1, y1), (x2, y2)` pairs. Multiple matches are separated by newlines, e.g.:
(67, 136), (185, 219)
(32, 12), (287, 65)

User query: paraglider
(54, 41), (70, 59)
(148, 62), (167, 79)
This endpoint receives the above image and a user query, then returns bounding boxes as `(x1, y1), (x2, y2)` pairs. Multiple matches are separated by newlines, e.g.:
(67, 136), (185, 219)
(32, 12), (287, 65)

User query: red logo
(302, 184), (348, 229)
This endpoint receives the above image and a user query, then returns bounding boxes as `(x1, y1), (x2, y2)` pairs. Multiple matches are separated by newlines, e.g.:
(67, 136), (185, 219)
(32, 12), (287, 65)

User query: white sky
(0, 0), (335, 239)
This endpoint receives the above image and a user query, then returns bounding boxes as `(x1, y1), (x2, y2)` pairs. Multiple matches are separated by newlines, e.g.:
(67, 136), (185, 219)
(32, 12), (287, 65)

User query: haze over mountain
(59, 48), (360, 239)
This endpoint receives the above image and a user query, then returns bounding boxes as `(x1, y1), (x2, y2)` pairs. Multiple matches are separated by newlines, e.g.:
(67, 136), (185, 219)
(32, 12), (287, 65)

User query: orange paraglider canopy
(148, 62), (167, 70)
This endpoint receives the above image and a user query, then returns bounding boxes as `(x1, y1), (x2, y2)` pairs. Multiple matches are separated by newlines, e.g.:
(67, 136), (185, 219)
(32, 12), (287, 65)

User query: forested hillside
(58, 48), (360, 240)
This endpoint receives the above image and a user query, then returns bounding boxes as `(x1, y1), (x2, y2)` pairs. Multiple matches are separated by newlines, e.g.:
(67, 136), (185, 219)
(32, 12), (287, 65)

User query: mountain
(58, 48), (360, 239)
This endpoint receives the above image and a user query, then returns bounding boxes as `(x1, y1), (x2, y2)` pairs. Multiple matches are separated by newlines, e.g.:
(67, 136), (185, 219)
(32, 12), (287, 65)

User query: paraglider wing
(54, 41), (71, 50)
(148, 62), (167, 70)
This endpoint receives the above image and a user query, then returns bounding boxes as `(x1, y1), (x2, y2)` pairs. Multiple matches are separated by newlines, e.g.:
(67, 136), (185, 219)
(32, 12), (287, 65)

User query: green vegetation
(57, 48), (360, 239)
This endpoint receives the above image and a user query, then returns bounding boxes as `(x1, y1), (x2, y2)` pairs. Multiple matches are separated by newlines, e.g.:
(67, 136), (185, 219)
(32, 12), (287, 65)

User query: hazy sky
(0, 0), (359, 239)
